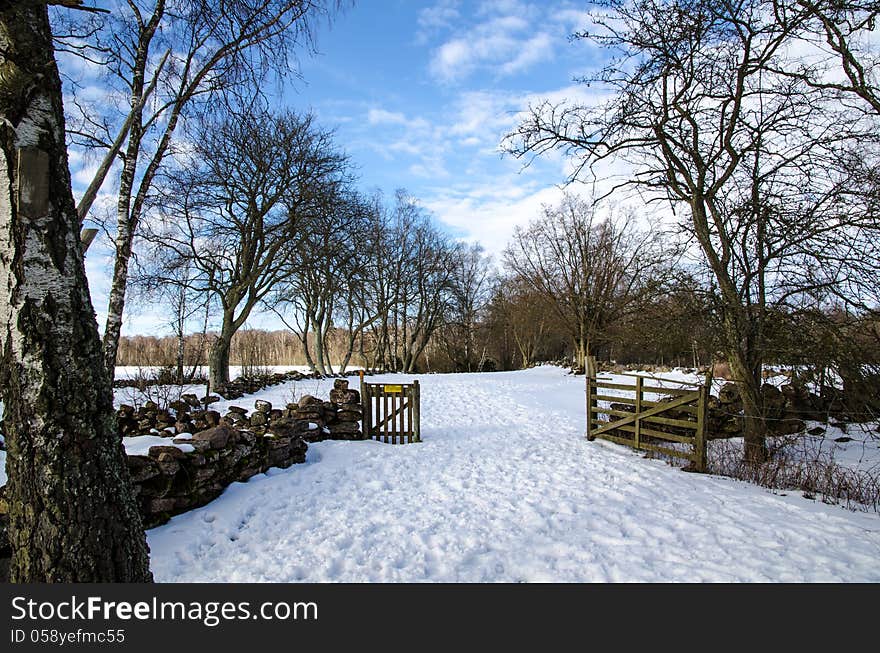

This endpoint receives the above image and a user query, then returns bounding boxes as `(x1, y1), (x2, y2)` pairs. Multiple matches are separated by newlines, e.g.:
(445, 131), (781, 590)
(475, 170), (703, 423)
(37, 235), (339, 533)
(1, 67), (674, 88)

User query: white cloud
(73, 160), (101, 188)
(423, 181), (578, 255)
(425, 1), (589, 83)
(431, 39), (474, 81)
(416, 0), (461, 43)
(499, 33), (555, 75)
(388, 140), (425, 156)
(367, 108), (409, 125)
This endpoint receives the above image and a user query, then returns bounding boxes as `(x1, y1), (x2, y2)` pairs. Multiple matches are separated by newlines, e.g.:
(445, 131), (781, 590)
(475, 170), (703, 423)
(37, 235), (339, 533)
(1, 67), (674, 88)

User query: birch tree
(54, 0), (338, 378)
(0, 1), (151, 582)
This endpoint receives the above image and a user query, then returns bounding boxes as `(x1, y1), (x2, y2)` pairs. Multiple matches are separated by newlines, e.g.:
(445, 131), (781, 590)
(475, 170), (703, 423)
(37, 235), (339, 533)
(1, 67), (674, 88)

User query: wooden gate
(360, 375), (421, 444)
(586, 359), (709, 472)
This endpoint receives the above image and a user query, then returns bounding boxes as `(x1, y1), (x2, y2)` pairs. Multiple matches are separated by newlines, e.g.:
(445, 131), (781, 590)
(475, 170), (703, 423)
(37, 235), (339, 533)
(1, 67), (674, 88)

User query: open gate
(359, 373), (421, 444)
(585, 358), (709, 472)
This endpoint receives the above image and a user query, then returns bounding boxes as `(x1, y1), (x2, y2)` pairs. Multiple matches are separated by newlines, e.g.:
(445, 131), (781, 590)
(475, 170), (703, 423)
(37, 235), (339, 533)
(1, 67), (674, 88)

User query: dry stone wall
(126, 378), (365, 527)
(0, 378), (367, 570)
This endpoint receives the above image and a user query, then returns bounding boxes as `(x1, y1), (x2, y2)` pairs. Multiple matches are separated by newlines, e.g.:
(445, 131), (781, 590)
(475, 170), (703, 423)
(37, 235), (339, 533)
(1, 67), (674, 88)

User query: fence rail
(586, 358), (709, 471)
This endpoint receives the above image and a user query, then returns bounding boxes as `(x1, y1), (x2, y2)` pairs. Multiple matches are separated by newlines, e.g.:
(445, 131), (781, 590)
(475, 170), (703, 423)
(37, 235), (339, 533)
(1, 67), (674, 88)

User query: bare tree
(0, 1), (151, 582)
(145, 105), (347, 389)
(781, 1), (880, 114)
(389, 193), (460, 373)
(130, 256), (210, 383)
(439, 243), (494, 372)
(275, 186), (371, 374)
(504, 194), (668, 371)
(487, 276), (557, 369)
(504, 0), (879, 461)
(53, 0), (340, 378)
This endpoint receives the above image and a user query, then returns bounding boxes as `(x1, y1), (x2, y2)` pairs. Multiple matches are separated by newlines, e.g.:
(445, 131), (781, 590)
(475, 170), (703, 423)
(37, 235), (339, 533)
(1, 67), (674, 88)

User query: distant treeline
(116, 302), (880, 380)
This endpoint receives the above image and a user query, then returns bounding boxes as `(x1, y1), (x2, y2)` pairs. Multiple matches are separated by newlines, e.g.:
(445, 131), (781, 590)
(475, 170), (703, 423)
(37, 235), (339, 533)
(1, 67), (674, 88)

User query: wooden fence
(360, 376), (421, 444)
(586, 358), (709, 472)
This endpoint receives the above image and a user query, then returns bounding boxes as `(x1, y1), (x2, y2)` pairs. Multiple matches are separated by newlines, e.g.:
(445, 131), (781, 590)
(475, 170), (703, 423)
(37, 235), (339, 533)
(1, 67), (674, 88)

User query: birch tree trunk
(0, 3), (152, 582)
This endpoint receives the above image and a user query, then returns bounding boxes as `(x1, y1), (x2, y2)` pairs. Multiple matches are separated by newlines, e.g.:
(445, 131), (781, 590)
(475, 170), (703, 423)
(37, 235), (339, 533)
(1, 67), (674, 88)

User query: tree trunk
(300, 329), (317, 372)
(100, 3), (164, 380)
(691, 197), (768, 463)
(102, 219), (132, 375)
(0, 4), (152, 582)
(727, 347), (768, 463)
(312, 314), (327, 375)
(175, 328), (185, 384)
(208, 322), (233, 390)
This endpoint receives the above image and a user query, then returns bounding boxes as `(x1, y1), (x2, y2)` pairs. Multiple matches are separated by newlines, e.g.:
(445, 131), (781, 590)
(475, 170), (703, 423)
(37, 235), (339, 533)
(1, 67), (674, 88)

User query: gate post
(585, 355), (597, 441)
(359, 370), (369, 440)
(413, 380), (421, 443)
(634, 375), (643, 451)
(694, 370), (711, 472)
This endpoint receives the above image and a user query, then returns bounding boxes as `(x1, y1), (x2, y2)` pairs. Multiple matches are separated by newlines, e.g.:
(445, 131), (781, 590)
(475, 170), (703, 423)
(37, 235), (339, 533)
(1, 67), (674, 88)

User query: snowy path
(147, 367), (880, 582)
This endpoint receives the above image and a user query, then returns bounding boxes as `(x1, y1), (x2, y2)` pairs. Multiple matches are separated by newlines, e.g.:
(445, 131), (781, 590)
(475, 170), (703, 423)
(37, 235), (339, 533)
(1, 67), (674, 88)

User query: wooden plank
(406, 386), (416, 442)
(594, 393), (637, 404)
(591, 392), (701, 437)
(612, 424), (695, 444)
(642, 415), (698, 430)
(587, 373), (599, 440)
(641, 385), (698, 397)
(639, 441), (695, 461)
(387, 392), (394, 444)
(593, 432), (635, 448)
(595, 432), (695, 461)
(395, 393), (401, 441)
(593, 381), (638, 392)
(619, 373), (702, 388)
(585, 374), (592, 440)
(592, 407), (634, 417)
(390, 392), (395, 443)
(592, 394), (700, 414)
(361, 382), (367, 438)
(360, 373), (369, 439)
(377, 392), (383, 442)
(400, 386), (412, 444)
(389, 393), (395, 442)
(593, 411), (698, 429)
(374, 398), (408, 431)
(374, 393), (381, 441)
(365, 389), (371, 439)
(370, 390), (374, 440)
(399, 386), (405, 440)
(368, 391), (374, 440)
(641, 399), (698, 415)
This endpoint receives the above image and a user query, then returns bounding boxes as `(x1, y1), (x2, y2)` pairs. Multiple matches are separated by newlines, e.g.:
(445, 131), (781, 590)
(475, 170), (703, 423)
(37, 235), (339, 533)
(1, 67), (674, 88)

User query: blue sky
(77, 0), (606, 335)
(291, 0), (599, 252)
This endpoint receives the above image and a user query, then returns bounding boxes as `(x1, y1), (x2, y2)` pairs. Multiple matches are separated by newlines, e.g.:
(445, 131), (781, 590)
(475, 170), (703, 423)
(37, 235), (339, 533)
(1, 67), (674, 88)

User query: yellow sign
(383, 384), (403, 393)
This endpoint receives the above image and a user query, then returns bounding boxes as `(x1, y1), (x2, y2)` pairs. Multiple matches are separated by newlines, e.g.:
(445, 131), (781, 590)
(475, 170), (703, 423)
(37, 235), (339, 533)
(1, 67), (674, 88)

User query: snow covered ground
(145, 366), (880, 582)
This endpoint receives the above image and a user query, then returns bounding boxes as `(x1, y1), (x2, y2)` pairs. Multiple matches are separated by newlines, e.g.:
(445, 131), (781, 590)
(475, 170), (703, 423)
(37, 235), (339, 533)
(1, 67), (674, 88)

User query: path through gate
(359, 373), (421, 444)
(585, 358), (709, 471)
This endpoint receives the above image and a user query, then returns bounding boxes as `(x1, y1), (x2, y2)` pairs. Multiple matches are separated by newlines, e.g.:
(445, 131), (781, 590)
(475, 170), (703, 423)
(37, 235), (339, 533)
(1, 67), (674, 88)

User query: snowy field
(144, 366), (880, 582)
